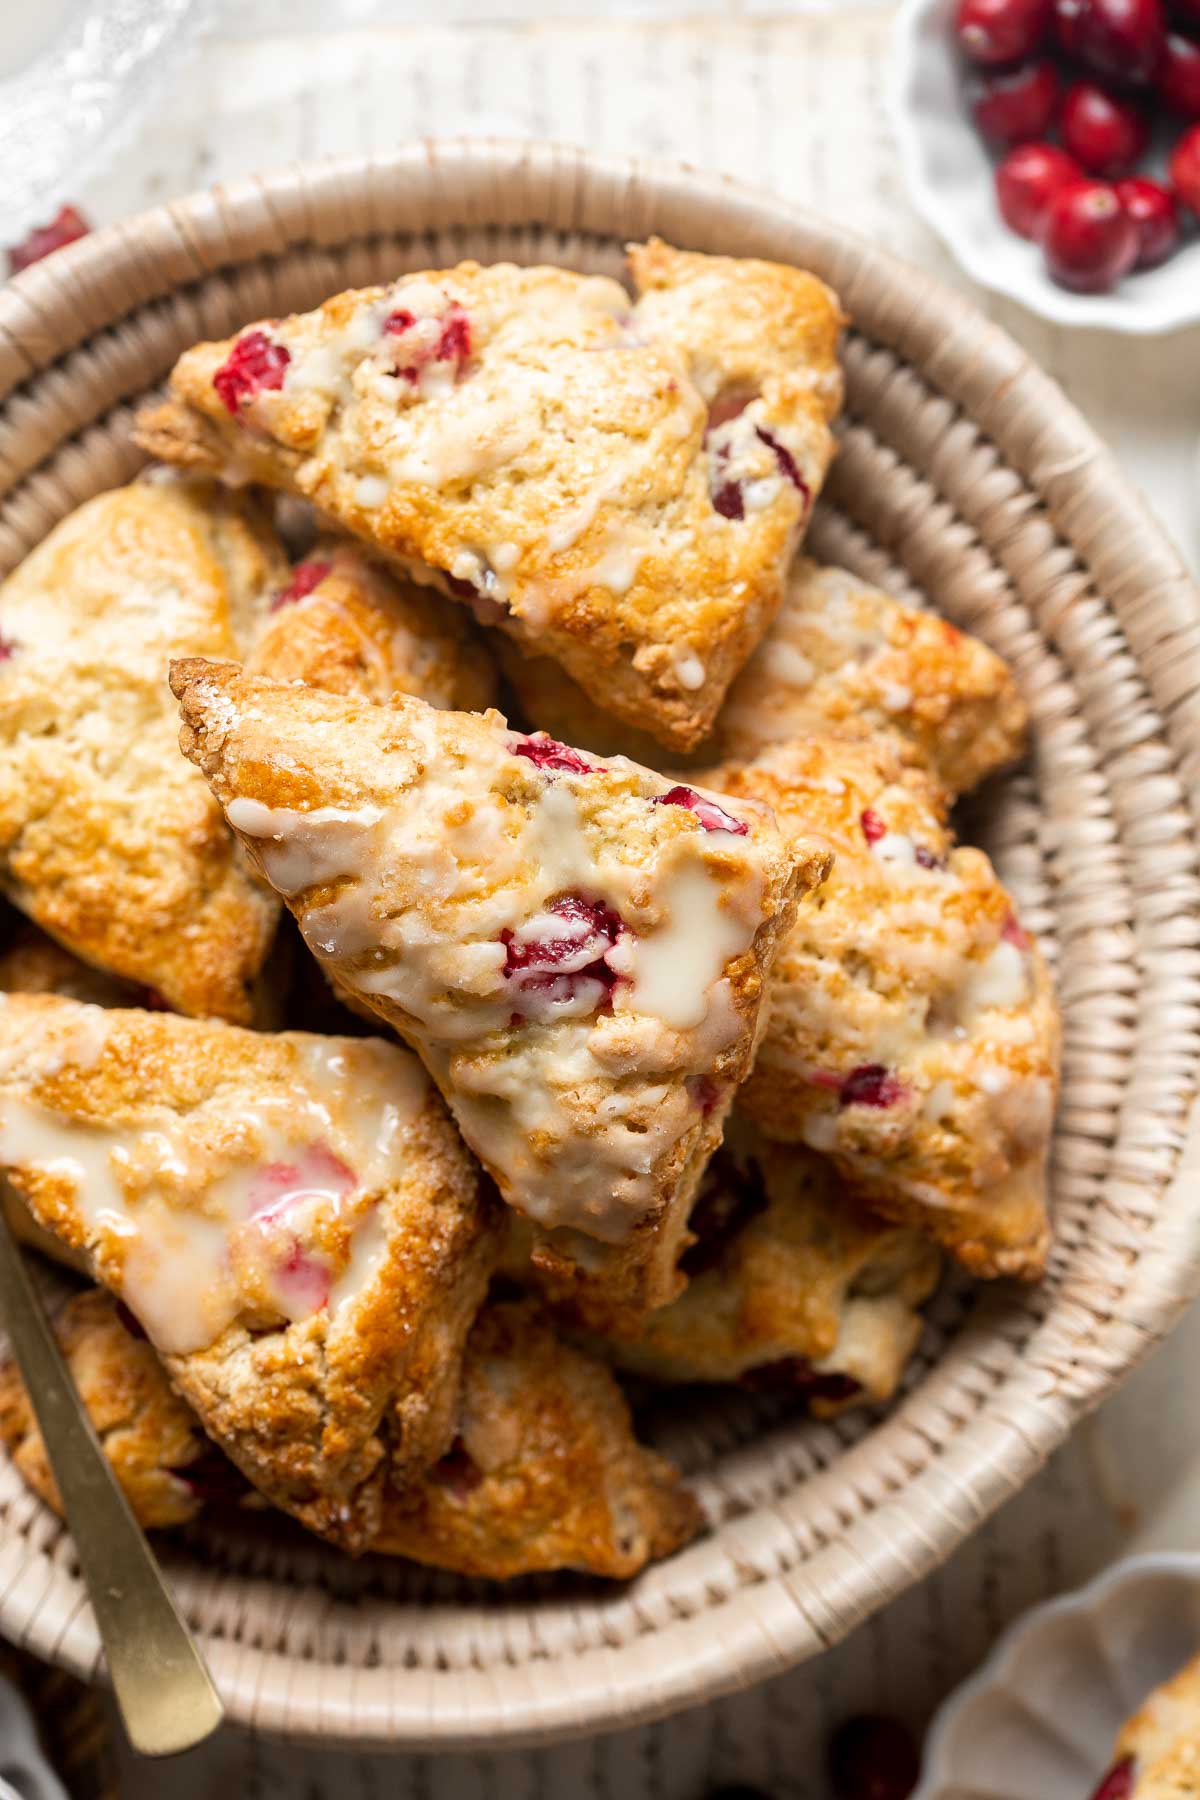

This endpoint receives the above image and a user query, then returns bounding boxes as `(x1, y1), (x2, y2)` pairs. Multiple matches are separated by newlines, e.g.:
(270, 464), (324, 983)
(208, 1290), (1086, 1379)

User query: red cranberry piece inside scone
(136, 243), (844, 753)
(170, 662), (830, 1315)
(709, 733), (1059, 1282)
(0, 993), (496, 1550)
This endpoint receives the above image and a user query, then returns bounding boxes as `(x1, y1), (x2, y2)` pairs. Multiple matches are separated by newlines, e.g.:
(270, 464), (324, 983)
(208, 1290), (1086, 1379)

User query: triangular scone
(136, 242), (844, 751)
(0, 993), (497, 1549)
(499, 557), (1027, 795)
(710, 735), (1059, 1281)
(0, 479), (285, 1021)
(1091, 1651), (1200, 1800)
(0, 1290), (700, 1579)
(589, 1116), (940, 1414)
(170, 662), (828, 1314)
(248, 538), (497, 711)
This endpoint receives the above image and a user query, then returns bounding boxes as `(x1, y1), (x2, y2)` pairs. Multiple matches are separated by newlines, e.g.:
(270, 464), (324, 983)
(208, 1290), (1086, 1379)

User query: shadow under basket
(1, 139), (1199, 1750)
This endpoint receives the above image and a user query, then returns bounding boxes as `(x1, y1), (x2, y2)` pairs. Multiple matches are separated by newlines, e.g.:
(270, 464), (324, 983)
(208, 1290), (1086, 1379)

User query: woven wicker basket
(1, 139), (1199, 1751)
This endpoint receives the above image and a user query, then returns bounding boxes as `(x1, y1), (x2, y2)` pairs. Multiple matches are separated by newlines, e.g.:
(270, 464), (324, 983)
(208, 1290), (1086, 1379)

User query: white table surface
(8, 2), (1200, 1792)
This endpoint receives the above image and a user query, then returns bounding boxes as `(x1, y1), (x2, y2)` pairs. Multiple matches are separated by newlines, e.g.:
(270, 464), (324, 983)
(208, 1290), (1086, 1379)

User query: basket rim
(1, 137), (1199, 1750)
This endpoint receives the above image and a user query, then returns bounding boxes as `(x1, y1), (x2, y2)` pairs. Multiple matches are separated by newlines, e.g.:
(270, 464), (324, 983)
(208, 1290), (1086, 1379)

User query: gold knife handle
(0, 1210), (224, 1757)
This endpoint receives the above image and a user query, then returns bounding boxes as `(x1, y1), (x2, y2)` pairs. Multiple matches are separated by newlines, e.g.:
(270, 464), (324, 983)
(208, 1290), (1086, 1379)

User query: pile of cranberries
(954, 0), (1200, 292)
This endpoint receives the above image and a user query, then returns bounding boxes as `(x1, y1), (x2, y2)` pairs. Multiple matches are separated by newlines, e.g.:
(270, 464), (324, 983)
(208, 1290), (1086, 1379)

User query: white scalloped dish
(890, 0), (1200, 336)
(915, 1554), (1200, 1799)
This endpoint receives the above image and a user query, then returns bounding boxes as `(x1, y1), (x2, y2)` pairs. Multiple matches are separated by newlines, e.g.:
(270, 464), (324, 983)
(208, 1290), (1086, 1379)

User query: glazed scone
(0, 1289), (699, 1579)
(501, 557), (1027, 794)
(171, 662), (828, 1314)
(0, 992), (497, 1550)
(592, 1115), (940, 1414)
(1091, 1650), (1200, 1800)
(0, 480), (287, 1022)
(712, 735), (1059, 1281)
(248, 537), (497, 711)
(136, 242), (845, 752)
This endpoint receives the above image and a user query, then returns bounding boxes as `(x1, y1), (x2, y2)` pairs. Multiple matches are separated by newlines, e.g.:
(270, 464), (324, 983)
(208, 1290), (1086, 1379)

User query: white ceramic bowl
(915, 1554), (1200, 1798)
(890, 0), (1200, 334)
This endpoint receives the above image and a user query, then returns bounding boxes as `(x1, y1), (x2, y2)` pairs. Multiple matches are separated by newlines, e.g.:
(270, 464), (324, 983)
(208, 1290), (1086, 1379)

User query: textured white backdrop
(15, 1), (1200, 1791)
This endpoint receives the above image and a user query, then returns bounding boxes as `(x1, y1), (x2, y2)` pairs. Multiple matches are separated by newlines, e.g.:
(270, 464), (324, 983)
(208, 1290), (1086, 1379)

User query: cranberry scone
(712, 734), (1059, 1281)
(501, 557), (1027, 795)
(136, 241), (845, 751)
(0, 1289), (700, 1578)
(593, 1116), (940, 1414)
(0, 992), (496, 1549)
(1091, 1651), (1200, 1800)
(248, 538), (496, 711)
(171, 663), (828, 1314)
(0, 479), (288, 1022)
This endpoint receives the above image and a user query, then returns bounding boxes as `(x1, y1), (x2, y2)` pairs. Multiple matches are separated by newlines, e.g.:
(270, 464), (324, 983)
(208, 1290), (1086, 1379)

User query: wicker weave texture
(0, 140), (1198, 1749)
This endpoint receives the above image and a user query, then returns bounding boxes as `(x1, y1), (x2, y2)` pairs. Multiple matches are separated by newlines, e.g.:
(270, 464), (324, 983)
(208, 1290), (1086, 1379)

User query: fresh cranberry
(7, 204), (91, 274)
(511, 732), (593, 775)
(501, 894), (624, 1017)
(1040, 179), (1140, 291)
(828, 1715), (921, 1800)
(1161, 29), (1200, 110)
(1053, 0), (1167, 84)
(1171, 120), (1200, 213)
(1117, 176), (1182, 265)
(997, 144), (1085, 239)
(956, 0), (1053, 62)
(839, 1065), (906, 1108)
(967, 61), (1060, 147)
(682, 1152), (769, 1276)
(754, 426), (810, 503)
(860, 808), (887, 844)
(271, 559), (332, 612)
(432, 1438), (483, 1502)
(212, 330), (290, 413)
(1061, 83), (1150, 174)
(653, 785), (749, 835)
(1090, 1759), (1136, 1800)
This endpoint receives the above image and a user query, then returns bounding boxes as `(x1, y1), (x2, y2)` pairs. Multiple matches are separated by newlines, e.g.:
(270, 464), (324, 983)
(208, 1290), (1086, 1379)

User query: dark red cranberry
(839, 1064), (906, 1108)
(653, 785), (749, 835)
(436, 308), (472, 363)
(1171, 121), (1200, 212)
(744, 1359), (864, 1405)
(1161, 30), (1200, 111)
(997, 143), (1085, 237)
(383, 307), (416, 334)
(967, 61), (1060, 147)
(385, 299), (472, 383)
(271, 559), (332, 612)
(1040, 180), (1140, 292)
(212, 330), (290, 413)
(828, 1715), (921, 1800)
(712, 473), (746, 520)
(860, 808), (887, 844)
(1061, 83), (1150, 175)
(754, 426), (810, 503)
(511, 733), (593, 775)
(431, 1438), (483, 1502)
(1053, 0), (1167, 85)
(1090, 1758), (1136, 1800)
(7, 204), (91, 274)
(681, 1151), (769, 1277)
(115, 1300), (148, 1340)
(1117, 176), (1182, 265)
(501, 894), (624, 1016)
(956, 0), (1053, 63)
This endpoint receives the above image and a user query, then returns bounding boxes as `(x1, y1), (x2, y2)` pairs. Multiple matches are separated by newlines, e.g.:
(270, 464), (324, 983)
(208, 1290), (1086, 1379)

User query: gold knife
(0, 1208), (224, 1757)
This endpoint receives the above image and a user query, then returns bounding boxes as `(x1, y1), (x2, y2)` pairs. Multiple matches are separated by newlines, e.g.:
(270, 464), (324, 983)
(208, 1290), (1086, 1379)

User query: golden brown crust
(0, 992), (497, 1550)
(501, 557), (1027, 796)
(0, 1290), (699, 1577)
(0, 479), (285, 1021)
(711, 735), (1059, 1281)
(0, 1289), (216, 1530)
(1108, 1651), (1200, 1797)
(588, 1117), (940, 1414)
(170, 660), (828, 1315)
(137, 244), (844, 751)
(247, 537), (497, 712)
